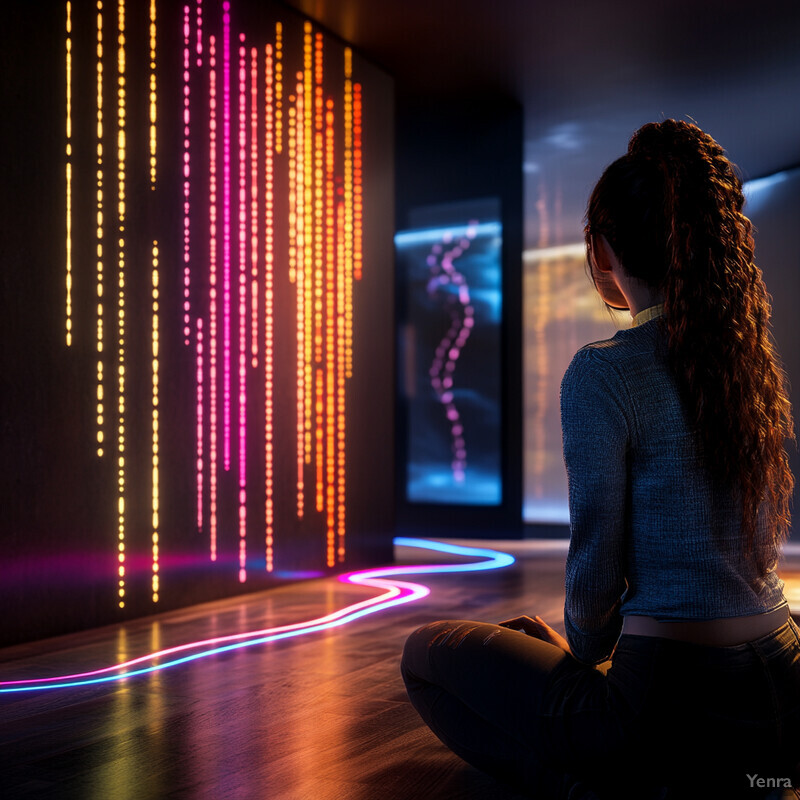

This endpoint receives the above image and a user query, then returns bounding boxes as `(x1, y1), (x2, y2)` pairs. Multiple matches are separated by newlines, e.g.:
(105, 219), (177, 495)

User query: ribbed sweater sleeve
(560, 347), (631, 665)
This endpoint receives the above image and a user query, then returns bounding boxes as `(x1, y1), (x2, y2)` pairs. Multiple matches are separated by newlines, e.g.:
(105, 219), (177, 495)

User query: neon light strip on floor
(0, 539), (514, 693)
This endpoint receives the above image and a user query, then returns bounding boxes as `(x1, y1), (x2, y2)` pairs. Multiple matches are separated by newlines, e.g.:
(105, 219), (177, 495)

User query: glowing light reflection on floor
(0, 538), (514, 693)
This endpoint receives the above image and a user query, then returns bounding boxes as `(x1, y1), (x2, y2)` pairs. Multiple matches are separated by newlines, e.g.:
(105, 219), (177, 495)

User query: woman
(400, 119), (800, 798)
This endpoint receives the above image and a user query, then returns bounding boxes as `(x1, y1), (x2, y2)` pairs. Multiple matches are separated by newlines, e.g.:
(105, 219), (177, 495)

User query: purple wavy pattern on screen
(426, 223), (478, 482)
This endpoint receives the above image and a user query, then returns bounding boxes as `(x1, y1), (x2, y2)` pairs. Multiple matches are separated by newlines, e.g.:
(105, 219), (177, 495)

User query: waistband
(616, 616), (800, 667)
(621, 604), (789, 647)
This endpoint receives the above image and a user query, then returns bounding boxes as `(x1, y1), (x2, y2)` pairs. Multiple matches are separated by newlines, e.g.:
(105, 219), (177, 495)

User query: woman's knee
(401, 620), (478, 685)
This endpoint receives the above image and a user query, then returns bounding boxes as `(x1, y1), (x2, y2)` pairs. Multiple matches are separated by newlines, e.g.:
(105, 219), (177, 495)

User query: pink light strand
(250, 47), (259, 369)
(195, 0), (203, 66)
(196, 317), (204, 531)
(222, 0), (232, 472)
(182, 5), (191, 345)
(264, 44), (275, 570)
(208, 34), (219, 559)
(237, 35), (247, 582)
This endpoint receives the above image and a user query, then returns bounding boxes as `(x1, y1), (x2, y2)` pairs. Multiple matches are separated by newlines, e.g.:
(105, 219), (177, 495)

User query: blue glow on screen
(397, 200), (503, 506)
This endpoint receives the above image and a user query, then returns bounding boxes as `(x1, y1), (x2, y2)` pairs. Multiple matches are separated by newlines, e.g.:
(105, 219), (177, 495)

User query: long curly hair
(585, 119), (795, 572)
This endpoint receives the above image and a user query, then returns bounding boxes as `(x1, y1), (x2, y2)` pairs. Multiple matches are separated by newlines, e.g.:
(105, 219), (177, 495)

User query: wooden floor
(2, 540), (799, 800)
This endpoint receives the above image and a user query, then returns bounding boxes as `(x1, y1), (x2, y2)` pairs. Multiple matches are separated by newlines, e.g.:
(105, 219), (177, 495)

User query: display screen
(397, 199), (503, 506)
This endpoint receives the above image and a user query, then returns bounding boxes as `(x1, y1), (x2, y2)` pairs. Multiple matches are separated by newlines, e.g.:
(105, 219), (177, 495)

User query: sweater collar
(632, 303), (665, 327)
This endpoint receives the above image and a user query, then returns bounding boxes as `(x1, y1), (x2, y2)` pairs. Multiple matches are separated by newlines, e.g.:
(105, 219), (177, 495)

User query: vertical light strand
(324, 97), (336, 568)
(249, 47), (258, 369)
(303, 23), (313, 467)
(65, 1), (73, 347)
(264, 44), (275, 569)
(96, 2), (105, 456)
(222, 1), (232, 472)
(208, 34), (219, 559)
(313, 32), (324, 516)
(292, 73), (305, 519)
(195, 0), (203, 66)
(148, 0), (157, 187)
(343, 48), (354, 379)
(237, 35), (248, 583)
(182, 5), (191, 344)
(116, 0), (127, 608)
(196, 317), (204, 533)
(151, 242), (160, 603)
(353, 81), (363, 284)
(336, 201), (346, 562)
(274, 22), (282, 154)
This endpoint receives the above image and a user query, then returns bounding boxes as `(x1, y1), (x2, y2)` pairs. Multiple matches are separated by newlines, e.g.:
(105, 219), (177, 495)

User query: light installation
(0, 539), (515, 693)
(64, 0), (368, 609)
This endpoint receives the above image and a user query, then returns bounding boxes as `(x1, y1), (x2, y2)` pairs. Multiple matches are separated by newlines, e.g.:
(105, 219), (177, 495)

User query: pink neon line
(208, 35), (218, 559)
(2, 579), (415, 687)
(238, 37), (247, 583)
(0, 541), (515, 690)
(222, 0), (232, 472)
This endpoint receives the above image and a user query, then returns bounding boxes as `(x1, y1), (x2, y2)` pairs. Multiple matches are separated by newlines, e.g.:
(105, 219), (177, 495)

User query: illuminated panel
(208, 34), (219, 558)
(250, 47), (258, 369)
(65, 2), (73, 347)
(0, 541), (515, 691)
(222, 0), (232, 472)
(237, 36), (247, 582)
(264, 45), (275, 568)
(182, 5), (191, 344)
(116, 0), (127, 608)
(148, 0), (157, 186)
(59, 5), (378, 603)
(96, 2), (105, 457)
(151, 242), (160, 602)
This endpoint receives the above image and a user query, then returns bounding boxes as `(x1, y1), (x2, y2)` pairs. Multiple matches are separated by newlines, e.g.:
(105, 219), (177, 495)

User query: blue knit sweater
(559, 311), (788, 665)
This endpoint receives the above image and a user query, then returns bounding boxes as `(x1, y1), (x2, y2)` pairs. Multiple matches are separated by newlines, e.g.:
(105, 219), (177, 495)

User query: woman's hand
(499, 615), (571, 653)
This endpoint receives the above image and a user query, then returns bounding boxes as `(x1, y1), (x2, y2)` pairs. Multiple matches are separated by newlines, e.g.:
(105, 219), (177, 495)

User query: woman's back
(561, 313), (788, 667)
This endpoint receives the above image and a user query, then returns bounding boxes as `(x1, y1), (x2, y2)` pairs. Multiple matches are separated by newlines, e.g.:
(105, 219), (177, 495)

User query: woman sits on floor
(401, 119), (800, 799)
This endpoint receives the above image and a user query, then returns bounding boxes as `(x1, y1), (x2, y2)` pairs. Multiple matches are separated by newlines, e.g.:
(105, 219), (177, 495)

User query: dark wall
(0, 0), (395, 648)
(745, 167), (800, 541)
(394, 95), (524, 539)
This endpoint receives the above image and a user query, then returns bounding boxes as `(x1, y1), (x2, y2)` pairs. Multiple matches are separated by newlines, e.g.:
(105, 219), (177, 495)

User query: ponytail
(586, 119), (795, 571)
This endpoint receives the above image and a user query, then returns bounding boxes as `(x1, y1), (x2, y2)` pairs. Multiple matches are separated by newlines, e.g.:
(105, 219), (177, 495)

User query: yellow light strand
(116, 0), (127, 608)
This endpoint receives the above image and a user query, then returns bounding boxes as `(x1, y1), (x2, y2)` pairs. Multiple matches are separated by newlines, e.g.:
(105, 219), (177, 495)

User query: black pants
(400, 618), (800, 798)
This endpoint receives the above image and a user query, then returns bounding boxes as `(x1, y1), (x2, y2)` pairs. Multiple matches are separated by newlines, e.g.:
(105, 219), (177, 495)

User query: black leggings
(400, 618), (800, 798)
